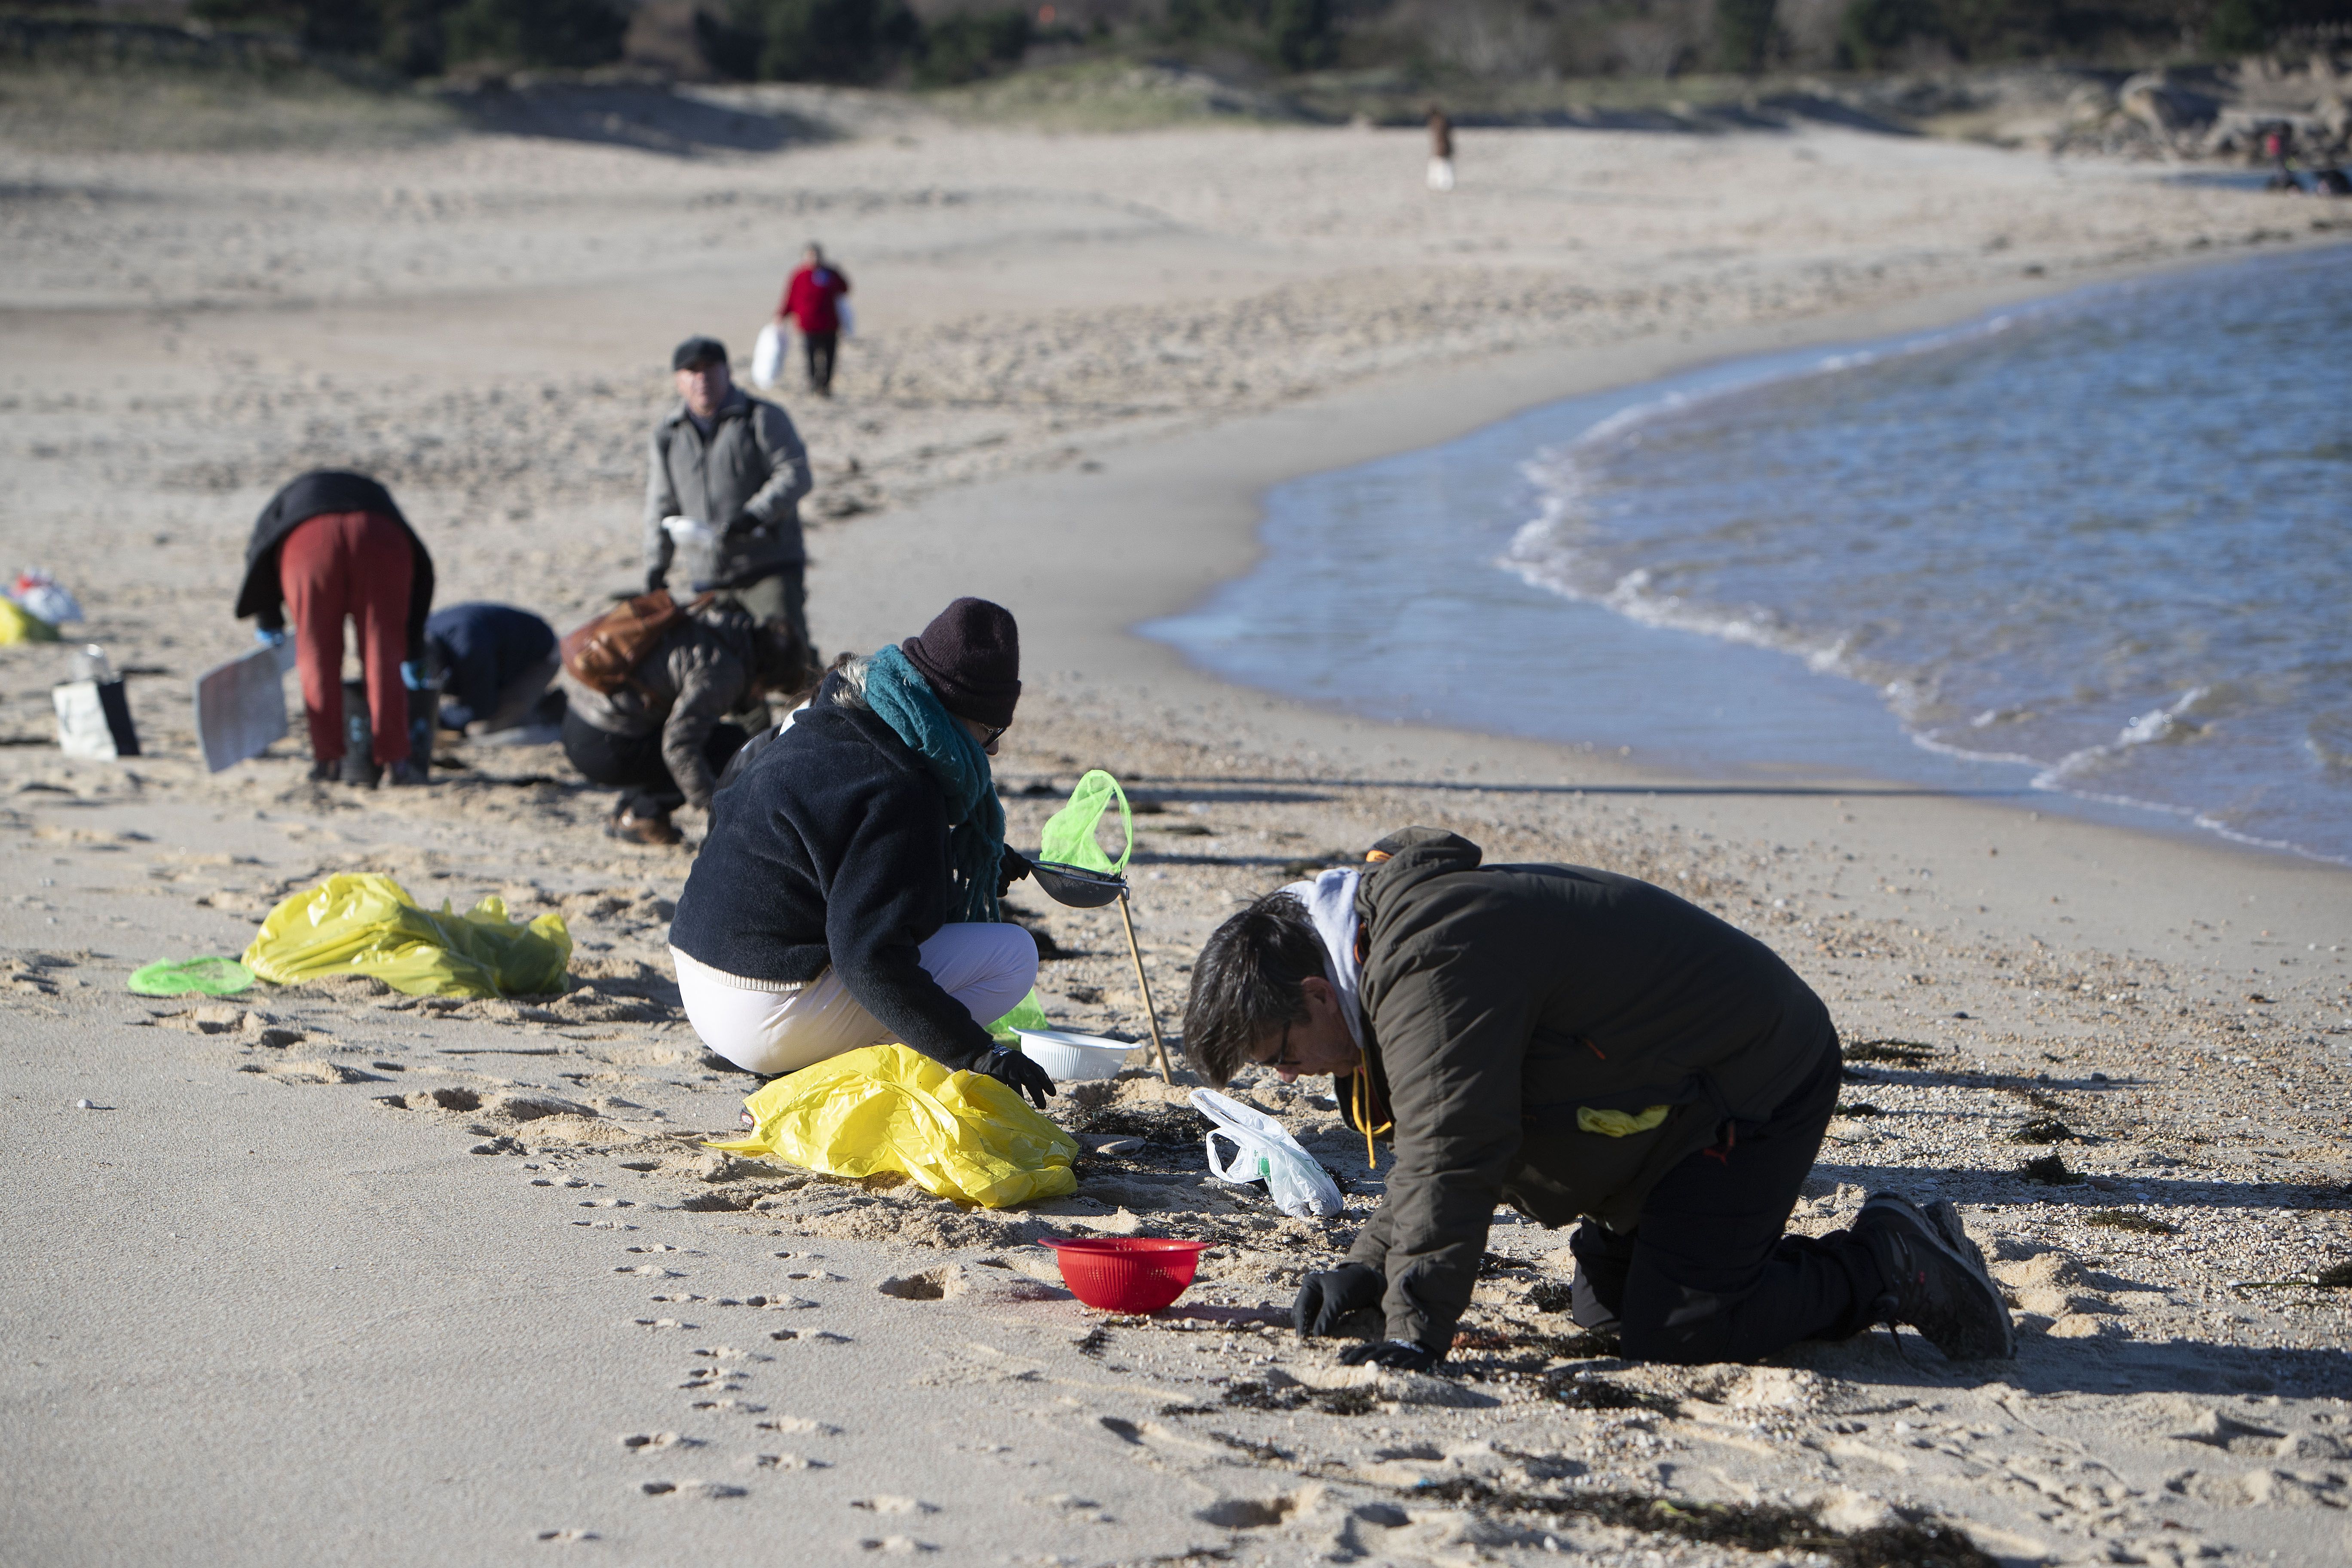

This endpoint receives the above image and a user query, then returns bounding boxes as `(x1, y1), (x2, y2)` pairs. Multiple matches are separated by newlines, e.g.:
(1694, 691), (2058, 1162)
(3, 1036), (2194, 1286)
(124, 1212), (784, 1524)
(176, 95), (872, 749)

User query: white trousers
(672, 923), (1038, 1078)
(1427, 156), (1455, 191)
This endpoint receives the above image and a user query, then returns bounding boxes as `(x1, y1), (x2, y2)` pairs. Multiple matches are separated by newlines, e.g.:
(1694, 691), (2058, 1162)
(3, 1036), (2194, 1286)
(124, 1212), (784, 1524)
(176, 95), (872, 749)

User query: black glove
(974, 1044), (1055, 1111)
(1292, 1261), (1384, 1338)
(995, 846), (1033, 899)
(645, 567), (668, 596)
(720, 508), (761, 539)
(1338, 1338), (1442, 1373)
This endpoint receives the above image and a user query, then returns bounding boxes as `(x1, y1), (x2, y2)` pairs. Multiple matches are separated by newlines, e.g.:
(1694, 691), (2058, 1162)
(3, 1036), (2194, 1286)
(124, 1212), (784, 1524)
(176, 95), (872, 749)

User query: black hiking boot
(383, 758), (431, 788)
(608, 805), (681, 846)
(1855, 1192), (2016, 1361)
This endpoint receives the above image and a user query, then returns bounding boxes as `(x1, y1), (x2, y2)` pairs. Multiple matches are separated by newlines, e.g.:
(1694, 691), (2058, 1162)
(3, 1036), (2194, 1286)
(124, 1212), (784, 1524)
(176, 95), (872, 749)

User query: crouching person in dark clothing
(1183, 828), (2014, 1371)
(559, 600), (808, 845)
(665, 598), (1052, 1110)
(426, 602), (562, 740)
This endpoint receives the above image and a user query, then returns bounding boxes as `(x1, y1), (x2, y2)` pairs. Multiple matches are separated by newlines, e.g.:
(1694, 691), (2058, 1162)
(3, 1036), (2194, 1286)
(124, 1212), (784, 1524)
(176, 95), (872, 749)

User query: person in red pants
(235, 470), (437, 786)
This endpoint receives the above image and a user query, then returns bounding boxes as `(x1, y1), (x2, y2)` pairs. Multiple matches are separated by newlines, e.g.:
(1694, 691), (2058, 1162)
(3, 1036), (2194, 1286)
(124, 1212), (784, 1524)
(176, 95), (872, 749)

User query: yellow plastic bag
(242, 872), (571, 998)
(0, 598), (59, 645)
(708, 1043), (1079, 1209)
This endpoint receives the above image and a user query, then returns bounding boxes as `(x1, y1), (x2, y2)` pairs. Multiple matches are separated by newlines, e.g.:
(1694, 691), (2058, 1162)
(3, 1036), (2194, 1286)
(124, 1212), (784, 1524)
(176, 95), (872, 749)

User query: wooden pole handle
(1118, 892), (1176, 1085)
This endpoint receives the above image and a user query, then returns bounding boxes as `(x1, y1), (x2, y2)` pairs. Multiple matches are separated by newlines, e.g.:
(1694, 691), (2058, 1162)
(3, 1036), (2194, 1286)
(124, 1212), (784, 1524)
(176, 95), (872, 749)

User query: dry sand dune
(3, 86), (2349, 1566)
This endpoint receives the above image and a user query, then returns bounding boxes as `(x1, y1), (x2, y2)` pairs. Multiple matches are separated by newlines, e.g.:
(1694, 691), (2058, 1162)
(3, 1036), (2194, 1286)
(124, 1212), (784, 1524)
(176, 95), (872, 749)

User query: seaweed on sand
(1219, 1379), (1379, 1416)
(1410, 1478), (1999, 1568)
(1544, 1373), (1679, 1414)
(2019, 1153), (2081, 1185)
(1841, 1038), (1938, 1065)
(1069, 1102), (1207, 1145)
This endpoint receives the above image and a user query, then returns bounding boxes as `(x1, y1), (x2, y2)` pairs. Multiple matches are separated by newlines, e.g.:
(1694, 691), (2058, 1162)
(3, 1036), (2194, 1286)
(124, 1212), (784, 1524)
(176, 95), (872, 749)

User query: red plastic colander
(1043, 1237), (1209, 1314)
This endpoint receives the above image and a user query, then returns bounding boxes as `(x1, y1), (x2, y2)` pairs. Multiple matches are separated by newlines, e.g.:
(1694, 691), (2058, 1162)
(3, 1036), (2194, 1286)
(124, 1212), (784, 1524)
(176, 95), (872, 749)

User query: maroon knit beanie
(901, 597), (1021, 729)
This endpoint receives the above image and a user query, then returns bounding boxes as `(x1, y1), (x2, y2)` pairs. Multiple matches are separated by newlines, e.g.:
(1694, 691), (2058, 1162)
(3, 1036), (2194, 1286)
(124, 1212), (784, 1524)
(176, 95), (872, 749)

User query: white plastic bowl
(1015, 1028), (1135, 1081)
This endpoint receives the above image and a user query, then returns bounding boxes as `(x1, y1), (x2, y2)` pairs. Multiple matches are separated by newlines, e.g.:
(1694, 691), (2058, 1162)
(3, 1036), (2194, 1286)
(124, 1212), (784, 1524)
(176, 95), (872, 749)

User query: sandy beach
(4, 87), (2350, 1567)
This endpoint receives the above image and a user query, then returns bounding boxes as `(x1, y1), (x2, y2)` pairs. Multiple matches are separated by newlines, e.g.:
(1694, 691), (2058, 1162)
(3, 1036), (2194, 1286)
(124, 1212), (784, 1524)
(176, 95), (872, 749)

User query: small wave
(2307, 711), (2352, 773)
(2038, 688), (2211, 784)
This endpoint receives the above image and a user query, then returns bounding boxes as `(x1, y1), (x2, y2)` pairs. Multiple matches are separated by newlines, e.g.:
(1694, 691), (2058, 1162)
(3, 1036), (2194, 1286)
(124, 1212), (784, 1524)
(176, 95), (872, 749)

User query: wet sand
(3, 92), (2350, 1566)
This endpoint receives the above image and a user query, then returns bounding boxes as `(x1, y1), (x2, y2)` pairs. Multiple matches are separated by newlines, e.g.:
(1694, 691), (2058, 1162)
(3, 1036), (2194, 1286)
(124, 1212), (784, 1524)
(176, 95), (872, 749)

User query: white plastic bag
(751, 322), (784, 389)
(835, 300), (854, 339)
(1190, 1087), (1344, 1219)
(661, 515), (723, 591)
(9, 569), (83, 628)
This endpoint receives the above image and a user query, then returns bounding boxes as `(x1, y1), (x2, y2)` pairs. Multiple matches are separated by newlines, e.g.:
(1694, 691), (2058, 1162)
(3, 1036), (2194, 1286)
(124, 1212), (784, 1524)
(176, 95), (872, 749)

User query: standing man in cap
(643, 334), (815, 656)
(667, 597), (1050, 1106)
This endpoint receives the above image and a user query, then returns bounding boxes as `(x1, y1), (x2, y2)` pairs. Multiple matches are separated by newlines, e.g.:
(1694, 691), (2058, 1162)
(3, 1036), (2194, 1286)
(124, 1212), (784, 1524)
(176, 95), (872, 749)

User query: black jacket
(1343, 829), (1834, 1352)
(668, 674), (994, 1070)
(425, 602), (556, 730)
(235, 472), (436, 659)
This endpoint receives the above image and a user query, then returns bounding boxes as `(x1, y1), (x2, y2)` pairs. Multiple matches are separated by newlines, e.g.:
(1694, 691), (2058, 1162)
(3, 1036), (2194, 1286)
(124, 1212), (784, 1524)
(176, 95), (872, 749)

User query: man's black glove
(996, 846), (1033, 900)
(719, 508), (762, 539)
(1338, 1338), (1442, 1373)
(974, 1044), (1055, 1111)
(645, 567), (668, 596)
(1292, 1262), (1383, 1338)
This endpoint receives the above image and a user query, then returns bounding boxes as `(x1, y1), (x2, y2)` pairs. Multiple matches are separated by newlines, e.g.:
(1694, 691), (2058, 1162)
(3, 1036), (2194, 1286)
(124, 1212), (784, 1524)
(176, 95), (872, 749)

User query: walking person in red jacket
(778, 243), (851, 396)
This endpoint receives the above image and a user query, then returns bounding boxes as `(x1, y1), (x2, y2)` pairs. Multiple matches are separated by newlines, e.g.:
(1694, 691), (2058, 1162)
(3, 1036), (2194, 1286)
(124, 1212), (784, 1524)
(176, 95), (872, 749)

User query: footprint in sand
(533, 1528), (597, 1542)
(639, 1479), (746, 1500)
(748, 1452), (824, 1470)
(757, 1416), (842, 1437)
(617, 1264), (682, 1277)
(855, 1537), (933, 1554)
(714, 1295), (816, 1309)
(687, 1396), (765, 1414)
(619, 1432), (701, 1454)
(851, 1496), (937, 1516)
(632, 1317), (698, 1330)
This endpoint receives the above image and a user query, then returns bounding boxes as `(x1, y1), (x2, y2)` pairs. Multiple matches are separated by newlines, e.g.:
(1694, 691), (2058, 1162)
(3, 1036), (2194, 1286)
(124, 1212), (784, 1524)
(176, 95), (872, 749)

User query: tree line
(141, 0), (2352, 82)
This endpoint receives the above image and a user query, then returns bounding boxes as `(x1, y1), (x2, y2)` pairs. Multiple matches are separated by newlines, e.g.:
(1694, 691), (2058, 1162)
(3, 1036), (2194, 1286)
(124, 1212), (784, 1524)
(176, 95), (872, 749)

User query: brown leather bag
(560, 590), (714, 695)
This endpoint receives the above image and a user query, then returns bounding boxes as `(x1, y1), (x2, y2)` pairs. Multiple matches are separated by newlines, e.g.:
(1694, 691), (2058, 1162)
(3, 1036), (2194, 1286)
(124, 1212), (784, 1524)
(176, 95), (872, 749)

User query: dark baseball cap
(672, 335), (728, 371)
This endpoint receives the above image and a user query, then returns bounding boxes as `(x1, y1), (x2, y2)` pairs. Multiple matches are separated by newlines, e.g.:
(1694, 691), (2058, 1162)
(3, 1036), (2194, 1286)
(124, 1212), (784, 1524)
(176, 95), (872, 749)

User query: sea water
(1144, 245), (2352, 865)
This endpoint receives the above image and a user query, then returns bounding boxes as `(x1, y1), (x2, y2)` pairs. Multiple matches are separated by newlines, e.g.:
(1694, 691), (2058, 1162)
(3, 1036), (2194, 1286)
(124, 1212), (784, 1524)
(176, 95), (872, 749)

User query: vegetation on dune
(6, 0), (2340, 88)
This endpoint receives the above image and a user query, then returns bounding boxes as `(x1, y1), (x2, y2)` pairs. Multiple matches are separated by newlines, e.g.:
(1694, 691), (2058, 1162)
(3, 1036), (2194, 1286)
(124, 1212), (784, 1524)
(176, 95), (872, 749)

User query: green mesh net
(1037, 769), (1132, 876)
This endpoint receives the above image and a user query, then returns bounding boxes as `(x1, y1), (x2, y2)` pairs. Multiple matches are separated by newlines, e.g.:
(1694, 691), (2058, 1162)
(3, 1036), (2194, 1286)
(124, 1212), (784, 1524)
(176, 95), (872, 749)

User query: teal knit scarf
(862, 643), (1005, 923)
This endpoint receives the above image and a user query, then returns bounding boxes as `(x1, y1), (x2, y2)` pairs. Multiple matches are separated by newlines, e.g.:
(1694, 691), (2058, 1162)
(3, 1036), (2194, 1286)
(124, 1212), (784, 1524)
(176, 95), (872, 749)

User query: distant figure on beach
(1185, 830), (2018, 1372)
(424, 602), (561, 742)
(2315, 165), (2352, 196)
(559, 597), (809, 845)
(667, 597), (1053, 1111)
(1427, 104), (1455, 192)
(643, 334), (815, 655)
(778, 243), (852, 396)
(235, 470), (435, 788)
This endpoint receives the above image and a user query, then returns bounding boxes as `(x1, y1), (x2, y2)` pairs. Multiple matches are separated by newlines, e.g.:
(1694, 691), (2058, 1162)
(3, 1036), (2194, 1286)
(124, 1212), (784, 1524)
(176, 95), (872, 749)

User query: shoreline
(812, 250), (2352, 966)
(1128, 239), (2352, 875)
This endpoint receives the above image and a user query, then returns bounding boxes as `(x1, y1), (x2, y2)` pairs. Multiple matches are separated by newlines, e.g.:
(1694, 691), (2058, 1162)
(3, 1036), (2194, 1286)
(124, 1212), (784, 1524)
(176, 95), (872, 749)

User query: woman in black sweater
(666, 598), (1052, 1106)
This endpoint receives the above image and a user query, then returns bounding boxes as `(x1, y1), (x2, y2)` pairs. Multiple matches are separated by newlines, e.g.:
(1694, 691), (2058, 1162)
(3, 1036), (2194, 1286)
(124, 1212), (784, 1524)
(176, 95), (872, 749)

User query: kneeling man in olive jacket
(1183, 828), (2013, 1370)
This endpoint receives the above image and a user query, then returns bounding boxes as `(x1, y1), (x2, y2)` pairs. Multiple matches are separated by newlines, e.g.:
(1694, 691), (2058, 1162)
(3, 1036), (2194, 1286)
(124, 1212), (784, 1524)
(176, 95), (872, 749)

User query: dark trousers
(719, 565), (810, 662)
(1570, 1039), (1885, 1364)
(561, 711), (747, 818)
(803, 330), (837, 393)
